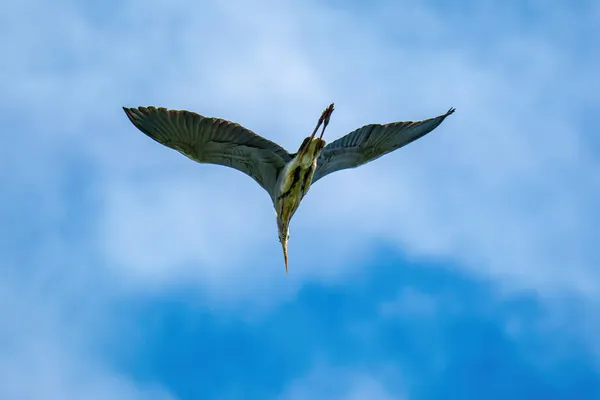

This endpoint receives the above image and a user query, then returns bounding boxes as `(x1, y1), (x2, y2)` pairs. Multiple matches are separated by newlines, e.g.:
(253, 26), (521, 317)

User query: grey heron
(122, 104), (455, 274)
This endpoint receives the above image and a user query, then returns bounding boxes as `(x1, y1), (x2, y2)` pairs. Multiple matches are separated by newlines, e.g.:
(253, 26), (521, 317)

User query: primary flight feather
(123, 104), (455, 274)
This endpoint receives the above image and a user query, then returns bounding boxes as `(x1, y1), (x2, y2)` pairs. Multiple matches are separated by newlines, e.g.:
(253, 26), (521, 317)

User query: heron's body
(275, 156), (314, 226)
(276, 137), (323, 217)
(273, 137), (325, 269)
(122, 103), (455, 274)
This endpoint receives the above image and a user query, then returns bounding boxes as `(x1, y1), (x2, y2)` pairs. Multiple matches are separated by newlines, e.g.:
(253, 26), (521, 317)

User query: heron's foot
(311, 114), (325, 139)
(322, 103), (334, 124)
(319, 103), (335, 138)
(311, 103), (335, 139)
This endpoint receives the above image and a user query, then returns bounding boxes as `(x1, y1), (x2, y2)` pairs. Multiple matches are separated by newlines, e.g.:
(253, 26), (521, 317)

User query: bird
(122, 103), (455, 274)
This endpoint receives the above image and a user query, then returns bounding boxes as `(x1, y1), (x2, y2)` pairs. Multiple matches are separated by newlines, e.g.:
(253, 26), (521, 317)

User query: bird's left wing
(311, 108), (455, 184)
(123, 106), (293, 200)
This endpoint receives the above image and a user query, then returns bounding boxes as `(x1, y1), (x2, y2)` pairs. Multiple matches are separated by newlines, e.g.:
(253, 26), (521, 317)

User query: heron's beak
(277, 214), (290, 275)
(281, 237), (289, 275)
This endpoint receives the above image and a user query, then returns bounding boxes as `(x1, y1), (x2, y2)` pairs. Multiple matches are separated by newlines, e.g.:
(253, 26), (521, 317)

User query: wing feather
(123, 106), (292, 199)
(312, 108), (455, 183)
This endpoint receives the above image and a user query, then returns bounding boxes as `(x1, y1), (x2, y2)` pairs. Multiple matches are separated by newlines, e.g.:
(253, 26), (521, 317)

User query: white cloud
(3, 1), (599, 397)
(0, 268), (175, 400)
(2, 0), (599, 302)
(280, 363), (403, 400)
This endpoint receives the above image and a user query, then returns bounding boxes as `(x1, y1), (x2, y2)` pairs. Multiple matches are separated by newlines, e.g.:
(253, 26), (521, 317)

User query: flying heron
(123, 104), (455, 274)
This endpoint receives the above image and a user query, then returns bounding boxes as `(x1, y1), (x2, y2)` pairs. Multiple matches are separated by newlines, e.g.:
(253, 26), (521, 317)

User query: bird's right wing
(312, 108), (455, 184)
(123, 106), (293, 199)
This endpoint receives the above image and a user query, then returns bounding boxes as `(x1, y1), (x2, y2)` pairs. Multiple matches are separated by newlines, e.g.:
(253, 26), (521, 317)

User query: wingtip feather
(122, 106), (137, 123)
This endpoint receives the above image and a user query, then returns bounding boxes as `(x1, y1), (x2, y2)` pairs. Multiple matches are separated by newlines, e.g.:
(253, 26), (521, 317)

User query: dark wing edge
(312, 107), (456, 183)
(123, 106), (292, 199)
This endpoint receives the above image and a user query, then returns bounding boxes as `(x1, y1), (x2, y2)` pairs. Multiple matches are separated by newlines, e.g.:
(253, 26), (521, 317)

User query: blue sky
(1, 0), (599, 399)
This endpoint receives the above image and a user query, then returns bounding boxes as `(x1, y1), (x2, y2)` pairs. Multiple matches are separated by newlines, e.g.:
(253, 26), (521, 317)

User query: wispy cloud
(3, 0), (598, 298)
(1, 0), (599, 398)
(280, 363), (402, 400)
(0, 270), (174, 400)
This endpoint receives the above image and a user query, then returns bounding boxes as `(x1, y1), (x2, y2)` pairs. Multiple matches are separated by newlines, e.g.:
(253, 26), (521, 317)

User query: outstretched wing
(123, 106), (292, 199)
(312, 108), (455, 184)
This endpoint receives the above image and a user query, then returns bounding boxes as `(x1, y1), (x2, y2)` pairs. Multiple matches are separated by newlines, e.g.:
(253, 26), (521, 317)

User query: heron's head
(276, 215), (290, 274)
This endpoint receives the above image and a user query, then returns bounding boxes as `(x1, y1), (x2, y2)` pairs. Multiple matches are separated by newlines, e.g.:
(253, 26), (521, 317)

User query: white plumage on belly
(277, 138), (322, 200)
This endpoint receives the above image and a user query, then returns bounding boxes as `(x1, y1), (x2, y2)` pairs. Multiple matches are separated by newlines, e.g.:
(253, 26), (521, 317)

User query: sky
(1, 0), (599, 398)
